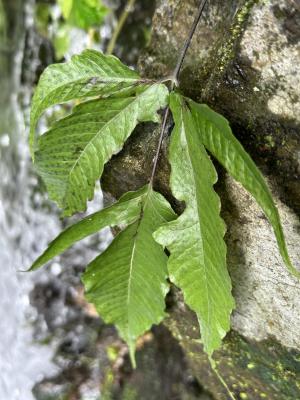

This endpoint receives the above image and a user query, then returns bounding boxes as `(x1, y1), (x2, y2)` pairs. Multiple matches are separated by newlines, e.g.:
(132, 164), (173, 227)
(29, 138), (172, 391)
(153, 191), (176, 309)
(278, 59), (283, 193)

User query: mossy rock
(166, 299), (300, 400)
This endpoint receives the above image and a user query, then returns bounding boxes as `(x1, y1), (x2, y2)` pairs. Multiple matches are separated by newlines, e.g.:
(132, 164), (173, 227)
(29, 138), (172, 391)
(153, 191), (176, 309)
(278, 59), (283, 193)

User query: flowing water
(0, 1), (112, 399)
(0, 1), (57, 398)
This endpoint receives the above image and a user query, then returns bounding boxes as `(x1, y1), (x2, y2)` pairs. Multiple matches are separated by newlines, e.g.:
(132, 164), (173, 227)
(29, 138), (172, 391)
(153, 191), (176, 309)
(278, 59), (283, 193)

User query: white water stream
(0, 1), (111, 399)
(0, 2), (59, 399)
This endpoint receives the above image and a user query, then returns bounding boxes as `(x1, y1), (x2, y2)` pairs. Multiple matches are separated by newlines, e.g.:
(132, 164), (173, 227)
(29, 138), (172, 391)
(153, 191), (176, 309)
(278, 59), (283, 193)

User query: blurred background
(0, 1), (212, 399)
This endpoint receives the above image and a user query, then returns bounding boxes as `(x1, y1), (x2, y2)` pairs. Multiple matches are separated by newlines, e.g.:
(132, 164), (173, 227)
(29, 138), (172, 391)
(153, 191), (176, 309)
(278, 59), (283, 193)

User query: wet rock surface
(166, 294), (300, 400)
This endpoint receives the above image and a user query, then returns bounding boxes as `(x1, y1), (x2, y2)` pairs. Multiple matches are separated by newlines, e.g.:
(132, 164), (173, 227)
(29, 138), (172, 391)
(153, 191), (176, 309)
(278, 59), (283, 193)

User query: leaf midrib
(62, 95), (141, 206)
(201, 116), (297, 276)
(181, 110), (212, 330)
(125, 187), (152, 340)
(63, 85), (160, 207)
(127, 225), (138, 339)
(32, 75), (142, 127)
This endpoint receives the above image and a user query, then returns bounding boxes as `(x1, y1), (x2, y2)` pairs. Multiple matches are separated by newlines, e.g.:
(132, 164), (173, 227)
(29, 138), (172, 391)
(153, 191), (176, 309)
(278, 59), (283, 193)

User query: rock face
(102, 0), (300, 398)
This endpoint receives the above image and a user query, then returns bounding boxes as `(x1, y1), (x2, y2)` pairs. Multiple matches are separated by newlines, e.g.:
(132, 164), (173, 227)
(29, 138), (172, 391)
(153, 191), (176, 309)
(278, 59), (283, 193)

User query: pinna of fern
(28, 2), (299, 370)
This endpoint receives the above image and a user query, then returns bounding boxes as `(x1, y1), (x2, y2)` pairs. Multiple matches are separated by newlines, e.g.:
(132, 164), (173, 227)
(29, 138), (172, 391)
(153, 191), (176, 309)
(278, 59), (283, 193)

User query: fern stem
(149, 107), (170, 186)
(172, 0), (208, 84)
(106, 0), (137, 55)
(149, 0), (208, 185)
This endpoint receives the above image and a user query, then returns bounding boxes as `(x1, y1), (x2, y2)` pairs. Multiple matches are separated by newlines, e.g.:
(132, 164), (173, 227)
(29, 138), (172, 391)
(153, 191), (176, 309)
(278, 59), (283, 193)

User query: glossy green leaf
(30, 49), (147, 155)
(35, 83), (168, 216)
(154, 93), (235, 356)
(29, 187), (148, 271)
(59, 0), (108, 30)
(189, 99), (300, 279)
(82, 185), (176, 366)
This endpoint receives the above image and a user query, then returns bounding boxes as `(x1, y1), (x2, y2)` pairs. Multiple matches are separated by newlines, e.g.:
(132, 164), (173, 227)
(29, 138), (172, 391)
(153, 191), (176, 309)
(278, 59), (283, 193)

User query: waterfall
(0, 1), (59, 399)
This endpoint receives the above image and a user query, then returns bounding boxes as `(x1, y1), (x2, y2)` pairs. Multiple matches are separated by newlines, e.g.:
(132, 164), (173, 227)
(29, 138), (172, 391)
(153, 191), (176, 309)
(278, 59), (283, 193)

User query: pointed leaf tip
(28, 186), (149, 271)
(82, 185), (176, 363)
(29, 49), (150, 157)
(34, 84), (169, 215)
(155, 92), (235, 357)
(188, 98), (300, 279)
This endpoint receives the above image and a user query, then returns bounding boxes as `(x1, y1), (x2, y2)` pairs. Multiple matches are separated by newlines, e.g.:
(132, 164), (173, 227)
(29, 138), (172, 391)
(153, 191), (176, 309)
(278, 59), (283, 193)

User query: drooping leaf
(154, 93), (235, 356)
(29, 187), (148, 271)
(189, 100), (300, 279)
(58, 0), (108, 30)
(30, 49), (149, 155)
(35, 83), (168, 216)
(82, 185), (176, 366)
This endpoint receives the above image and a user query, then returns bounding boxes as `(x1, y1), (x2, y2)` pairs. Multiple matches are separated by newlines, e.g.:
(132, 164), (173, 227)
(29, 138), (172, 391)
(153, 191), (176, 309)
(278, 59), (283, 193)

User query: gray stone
(225, 175), (300, 350)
